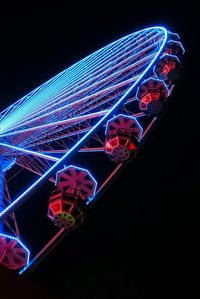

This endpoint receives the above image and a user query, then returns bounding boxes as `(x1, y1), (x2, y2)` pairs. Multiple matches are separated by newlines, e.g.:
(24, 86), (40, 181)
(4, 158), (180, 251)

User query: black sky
(0, 2), (198, 298)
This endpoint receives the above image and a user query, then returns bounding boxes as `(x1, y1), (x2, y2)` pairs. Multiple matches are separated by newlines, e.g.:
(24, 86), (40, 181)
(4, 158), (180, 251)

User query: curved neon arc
(0, 26), (168, 220)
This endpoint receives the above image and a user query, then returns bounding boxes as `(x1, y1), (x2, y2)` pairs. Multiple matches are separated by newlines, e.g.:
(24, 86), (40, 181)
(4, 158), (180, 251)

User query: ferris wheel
(0, 26), (184, 274)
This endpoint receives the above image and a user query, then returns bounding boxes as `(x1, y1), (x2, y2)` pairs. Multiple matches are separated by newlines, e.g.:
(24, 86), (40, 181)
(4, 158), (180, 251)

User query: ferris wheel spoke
(38, 147), (105, 154)
(0, 143), (58, 162)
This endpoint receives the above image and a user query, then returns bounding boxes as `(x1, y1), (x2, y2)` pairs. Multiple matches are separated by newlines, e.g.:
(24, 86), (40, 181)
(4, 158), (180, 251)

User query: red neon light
(162, 64), (171, 74)
(110, 137), (118, 147)
(142, 94), (151, 104)
(162, 62), (176, 75)
(128, 142), (137, 151)
(51, 202), (61, 213)
(105, 142), (112, 151)
(142, 92), (160, 104)
(151, 92), (160, 100)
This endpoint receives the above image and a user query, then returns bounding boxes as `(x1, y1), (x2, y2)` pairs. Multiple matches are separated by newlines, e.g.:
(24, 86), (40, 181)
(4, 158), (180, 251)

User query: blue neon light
(0, 143), (59, 162)
(158, 53), (181, 63)
(166, 39), (185, 54)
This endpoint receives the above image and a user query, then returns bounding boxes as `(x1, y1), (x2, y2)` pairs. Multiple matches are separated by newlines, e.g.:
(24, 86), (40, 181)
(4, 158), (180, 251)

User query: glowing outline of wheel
(0, 26), (184, 274)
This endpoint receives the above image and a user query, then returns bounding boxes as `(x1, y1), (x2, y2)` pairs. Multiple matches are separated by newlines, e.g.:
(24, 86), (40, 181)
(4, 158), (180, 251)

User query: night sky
(0, 2), (198, 298)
